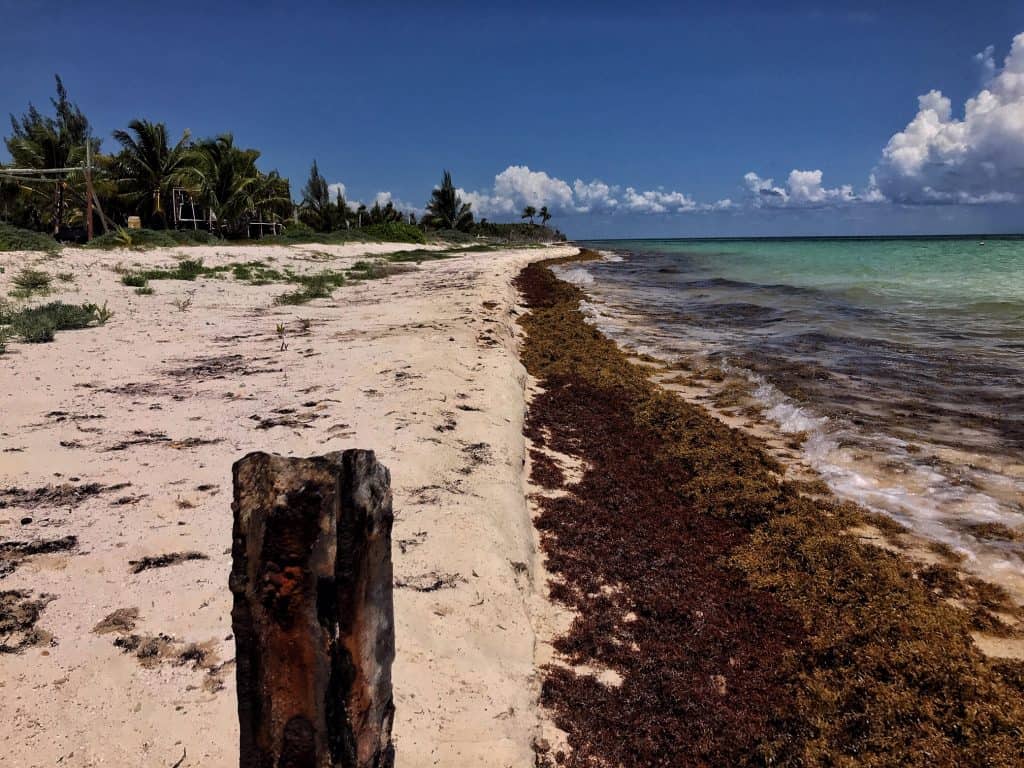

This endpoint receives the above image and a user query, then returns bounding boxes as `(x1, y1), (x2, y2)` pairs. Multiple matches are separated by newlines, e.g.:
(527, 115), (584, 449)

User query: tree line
(1, 77), (291, 238)
(1, 77), (558, 242)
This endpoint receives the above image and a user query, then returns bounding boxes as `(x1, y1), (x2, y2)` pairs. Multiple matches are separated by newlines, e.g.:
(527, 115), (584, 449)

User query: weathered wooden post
(230, 450), (395, 768)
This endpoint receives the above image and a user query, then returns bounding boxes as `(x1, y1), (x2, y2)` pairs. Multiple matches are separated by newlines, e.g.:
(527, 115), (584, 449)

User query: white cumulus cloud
(462, 165), (725, 218)
(372, 191), (423, 216)
(572, 178), (619, 212)
(874, 32), (1024, 204)
(743, 169), (862, 207)
(321, 183), (421, 216)
(493, 165), (576, 211)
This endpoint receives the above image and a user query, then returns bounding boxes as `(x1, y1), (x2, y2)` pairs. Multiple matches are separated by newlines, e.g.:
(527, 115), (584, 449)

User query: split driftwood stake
(230, 450), (395, 768)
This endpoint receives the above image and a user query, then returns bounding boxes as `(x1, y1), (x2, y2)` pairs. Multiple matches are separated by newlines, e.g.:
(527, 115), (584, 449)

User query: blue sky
(2, 1), (1023, 237)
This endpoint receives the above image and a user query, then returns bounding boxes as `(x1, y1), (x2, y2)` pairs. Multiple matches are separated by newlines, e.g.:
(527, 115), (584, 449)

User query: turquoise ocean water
(568, 237), (1024, 595)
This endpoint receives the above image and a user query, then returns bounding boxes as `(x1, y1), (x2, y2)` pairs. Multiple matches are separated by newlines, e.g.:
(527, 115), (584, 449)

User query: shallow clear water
(570, 237), (1024, 594)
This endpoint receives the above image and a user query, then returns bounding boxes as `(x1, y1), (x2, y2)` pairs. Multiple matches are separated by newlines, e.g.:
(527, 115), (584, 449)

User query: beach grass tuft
(120, 273), (149, 288)
(10, 268), (53, 298)
(120, 257), (229, 286)
(274, 269), (347, 305)
(0, 300), (110, 343)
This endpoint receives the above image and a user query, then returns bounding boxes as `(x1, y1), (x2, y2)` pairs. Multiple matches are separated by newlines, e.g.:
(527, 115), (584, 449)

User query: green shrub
(121, 273), (149, 287)
(384, 245), (494, 263)
(0, 223), (59, 253)
(265, 222), (318, 243)
(361, 221), (427, 244)
(86, 228), (179, 250)
(129, 257), (229, 282)
(264, 222), (429, 246)
(275, 288), (316, 305)
(17, 315), (56, 342)
(3, 301), (109, 343)
(348, 262), (386, 280)
(274, 269), (346, 305)
(92, 301), (113, 325)
(231, 261), (285, 284)
(174, 258), (207, 279)
(11, 268), (53, 297)
(168, 229), (218, 245)
(0, 326), (8, 353)
(430, 228), (477, 244)
(135, 286), (154, 296)
(469, 221), (565, 243)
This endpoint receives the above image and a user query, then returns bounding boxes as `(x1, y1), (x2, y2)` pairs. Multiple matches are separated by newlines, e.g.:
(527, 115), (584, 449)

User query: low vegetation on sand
(110, 247), (472, 307)
(0, 300), (112, 344)
(10, 268), (53, 298)
(87, 228), (218, 250)
(516, 253), (1024, 767)
(0, 223), (60, 254)
(118, 257), (227, 287)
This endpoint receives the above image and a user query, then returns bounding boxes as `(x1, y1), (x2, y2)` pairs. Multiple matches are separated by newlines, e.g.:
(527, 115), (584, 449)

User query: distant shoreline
(582, 232), (1024, 243)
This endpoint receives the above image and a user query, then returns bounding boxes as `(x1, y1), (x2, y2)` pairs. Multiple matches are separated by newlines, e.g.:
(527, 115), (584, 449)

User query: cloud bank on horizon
(338, 30), (1024, 221)
(467, 31), (1024, 218)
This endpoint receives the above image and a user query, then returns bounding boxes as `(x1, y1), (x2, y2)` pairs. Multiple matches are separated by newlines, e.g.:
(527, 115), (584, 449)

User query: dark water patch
(692, 302), (785, 326)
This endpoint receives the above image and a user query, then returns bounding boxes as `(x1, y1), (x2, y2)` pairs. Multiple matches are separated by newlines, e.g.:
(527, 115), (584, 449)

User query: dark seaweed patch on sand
(0, 535), (78, 578)
(0, 482), (129, 509)
(515, 252), (1024, 767)
(100, 610), (230, 691)
(92, 607), (139, 635)
(0, 590), (54, 652)
(129, 551), (208, 574)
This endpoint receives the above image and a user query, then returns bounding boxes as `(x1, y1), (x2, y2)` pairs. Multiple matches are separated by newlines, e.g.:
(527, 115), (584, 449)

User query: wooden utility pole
(85, 141), (94, 242)
(230, 450), (396, 768)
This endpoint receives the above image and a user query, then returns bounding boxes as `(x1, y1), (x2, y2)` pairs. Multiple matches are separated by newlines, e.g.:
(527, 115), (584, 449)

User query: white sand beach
(0, 241), (573, 767)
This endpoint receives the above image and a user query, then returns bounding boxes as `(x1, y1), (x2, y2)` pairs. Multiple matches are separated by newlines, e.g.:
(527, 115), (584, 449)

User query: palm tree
(112, 119), (191, 229)
(539, 206), (551, 226)
(424, 170), (473, 231)
(180, 134), (287, 235)
(250, 170), (292, 227)
(521, 205), (537, 224)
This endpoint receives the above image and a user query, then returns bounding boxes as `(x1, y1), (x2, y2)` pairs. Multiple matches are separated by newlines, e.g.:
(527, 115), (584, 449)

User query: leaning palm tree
(521, 205), (537, 224)
(424, 170), (473, 231)
(112, 119), (191, 228)
(539, 206), (551, 226)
